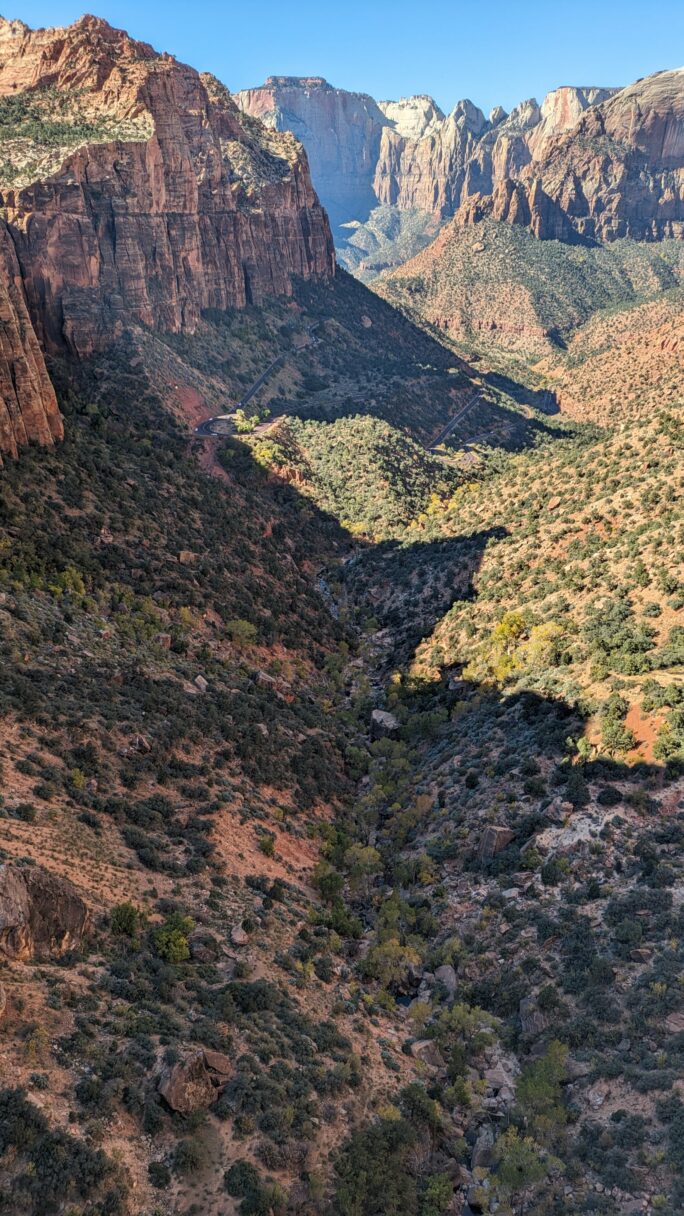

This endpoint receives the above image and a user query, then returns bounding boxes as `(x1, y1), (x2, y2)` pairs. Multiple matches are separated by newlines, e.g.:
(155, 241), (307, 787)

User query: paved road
(427, 392), (480, 451)
(194, 323), (320, 437)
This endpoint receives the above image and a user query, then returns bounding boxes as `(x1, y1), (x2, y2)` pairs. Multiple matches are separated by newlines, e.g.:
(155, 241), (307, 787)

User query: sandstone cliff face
(0, 17), (335, 456)
(0, 223), (62, 462)
(236, 76), (619, 260)
(377, 95), (445, 140)
(0, 18), (334, 363)
(527, 69), (684, 240)
(236, 76), (387, 231)
(373, 100), (488, 215)
(238, 69), (684, 249)
(526, 86), (617, 158)
(454, 177), (581, 242)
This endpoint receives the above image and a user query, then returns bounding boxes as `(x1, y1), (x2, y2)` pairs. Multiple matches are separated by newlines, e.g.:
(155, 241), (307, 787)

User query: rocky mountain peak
(450, 97), (488, 132)
(378, 94), (445, 139)
(264, 74), (331, 89)
(237, 72), (628, 270)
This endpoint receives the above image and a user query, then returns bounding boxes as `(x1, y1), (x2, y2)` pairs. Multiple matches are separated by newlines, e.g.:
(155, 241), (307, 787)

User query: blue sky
(13, 1), (684, 114)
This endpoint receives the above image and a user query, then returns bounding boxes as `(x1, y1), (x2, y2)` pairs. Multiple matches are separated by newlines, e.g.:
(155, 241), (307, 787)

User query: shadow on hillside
(341, 527), (508, 666)
(11, 339), (680, 1025)
(50, 340), (680, 823)
(449, 397), (569, 457)
(483, 372), (560, 416)
(339, 521), (680, 807)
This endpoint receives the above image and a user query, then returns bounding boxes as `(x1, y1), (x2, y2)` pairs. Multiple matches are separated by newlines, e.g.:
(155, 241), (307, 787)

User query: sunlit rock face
(0, 16), (335, 457)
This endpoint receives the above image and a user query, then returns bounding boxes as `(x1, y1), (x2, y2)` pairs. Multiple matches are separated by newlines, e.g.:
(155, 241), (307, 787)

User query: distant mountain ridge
(237, 67), (684, 277)
(236, 76), (622, 271)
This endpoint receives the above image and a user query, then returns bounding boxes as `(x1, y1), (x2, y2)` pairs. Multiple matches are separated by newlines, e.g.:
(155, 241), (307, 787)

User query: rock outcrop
(450, 73), (684, 243)
(157, 1048), (233, 1113)
(235, 76), (387, 232)
(373, 99), (488, 216)
(0, 16), (335, 458)
(238, 69), (684, 249)
(0, 863), (91, 960)
(454, 177), (580, 242)
(526, 69), (684, 241)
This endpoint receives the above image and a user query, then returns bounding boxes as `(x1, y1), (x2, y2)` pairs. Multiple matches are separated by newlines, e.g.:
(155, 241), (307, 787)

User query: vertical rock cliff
(0, 224), (62, 463)
(235, 76), (388, 234)
(236, 76), (620, 266)
(0, 16), (335, 458)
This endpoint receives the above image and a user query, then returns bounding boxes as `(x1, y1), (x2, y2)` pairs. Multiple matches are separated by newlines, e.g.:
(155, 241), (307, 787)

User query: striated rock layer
(235, 76), (388, 233)
(238, 71), (684, 248)
(0, 16), (335, 457)
(526, 69), (684, 241)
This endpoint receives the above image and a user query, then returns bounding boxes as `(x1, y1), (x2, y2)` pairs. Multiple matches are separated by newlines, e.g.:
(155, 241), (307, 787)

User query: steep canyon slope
(1, 15), (684, 1216)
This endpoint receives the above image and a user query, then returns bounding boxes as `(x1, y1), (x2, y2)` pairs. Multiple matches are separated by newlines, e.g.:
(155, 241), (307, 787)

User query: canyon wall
(0, 16), (335, 458)
(236, 78), (620, 247)
(235, 76), (387, 233)
(237, 71), (684, 247)
(526, 69), (684, 241)
(0, 224), (62, 463)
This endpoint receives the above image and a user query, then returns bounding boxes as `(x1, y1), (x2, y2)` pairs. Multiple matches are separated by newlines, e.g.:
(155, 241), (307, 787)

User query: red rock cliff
(528, 69), (684, 241)
(235, 76), (387, 233)
(0, 223), (62, 463)
(0, 16), (335, 457)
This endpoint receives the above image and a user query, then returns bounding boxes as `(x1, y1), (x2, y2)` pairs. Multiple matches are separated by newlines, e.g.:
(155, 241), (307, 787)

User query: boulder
(231, 924), (249, 947)
(0, 863), (90, 961)
(401, 960), (425, 994)
(434, 964), (458, 996)
(188, 932), (219, 963)
(194, 674), (208, 694)
(478, 826), (515, 861)
(471, 1123), (495, 1169)
(482, 1051), (520, 1103)
(370, 709), (400, 739)
(519, 995), (548, 1037)
(409, 1039), (446, 1069)
(203, 1049), (233, 1078)
(158, 1047), (233, 1113)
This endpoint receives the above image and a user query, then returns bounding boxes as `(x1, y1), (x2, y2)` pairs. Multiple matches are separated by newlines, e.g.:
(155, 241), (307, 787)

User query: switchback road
(194, 324), (320, 437)
(427, 392), (480, 451)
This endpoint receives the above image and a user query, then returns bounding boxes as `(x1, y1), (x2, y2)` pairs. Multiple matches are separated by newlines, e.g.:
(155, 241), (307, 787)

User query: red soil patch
(625, 704), (666, 764)
(172, 383), (209, 428)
